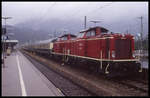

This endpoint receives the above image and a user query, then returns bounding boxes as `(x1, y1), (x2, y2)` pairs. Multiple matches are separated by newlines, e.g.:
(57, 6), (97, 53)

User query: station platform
(2, 51), (64, 96)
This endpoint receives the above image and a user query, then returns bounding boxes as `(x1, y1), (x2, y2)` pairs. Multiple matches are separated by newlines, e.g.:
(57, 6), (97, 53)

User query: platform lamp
(2, 16), (12, 68)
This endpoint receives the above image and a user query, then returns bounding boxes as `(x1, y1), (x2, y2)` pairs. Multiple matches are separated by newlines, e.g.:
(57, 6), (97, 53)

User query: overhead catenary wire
(34, 2), (57, 28)
(84, 2), (114, 16)
(33, 2), (114, 34)
(39, 2), (56, 21)
(62, 2), (114, 31)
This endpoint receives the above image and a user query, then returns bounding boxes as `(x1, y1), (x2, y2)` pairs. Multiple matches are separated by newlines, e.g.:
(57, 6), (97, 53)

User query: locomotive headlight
(112, 51), (115, 58)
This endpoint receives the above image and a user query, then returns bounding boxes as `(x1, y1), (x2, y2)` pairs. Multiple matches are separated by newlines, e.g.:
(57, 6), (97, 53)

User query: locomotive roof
(59, 34), (76, 38)
(79, 26), (109, 33)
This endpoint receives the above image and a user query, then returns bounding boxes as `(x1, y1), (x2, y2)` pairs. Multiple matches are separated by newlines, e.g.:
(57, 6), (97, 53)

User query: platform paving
(2, 51), (64, 96)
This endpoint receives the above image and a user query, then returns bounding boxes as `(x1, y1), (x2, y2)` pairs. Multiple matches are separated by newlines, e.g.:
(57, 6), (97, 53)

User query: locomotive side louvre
(65, 40), (70, 55)
(115, 38), (132, 59)
(85, 38), (110, 59)
(70, 40), (75, 55)
(53, 42), (58, 53)
(74, 40), (78, 56)
(76, 40), (86, 56)
(60, 42), (64, 53)
(112, 34), (135, 60)
(105, 38), (110, 59)
(85, 31), (100, 58)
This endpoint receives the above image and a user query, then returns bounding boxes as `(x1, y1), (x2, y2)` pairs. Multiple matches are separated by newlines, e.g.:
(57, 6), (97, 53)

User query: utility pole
(2, 16), (12, 68)
(137, 16), (144, 54)
(126, 30), (128, 34)
(84, 16), (87, 29)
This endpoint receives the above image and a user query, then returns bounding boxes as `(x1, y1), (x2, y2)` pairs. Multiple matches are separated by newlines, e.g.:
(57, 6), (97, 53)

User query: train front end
(107, 33), (142, 77)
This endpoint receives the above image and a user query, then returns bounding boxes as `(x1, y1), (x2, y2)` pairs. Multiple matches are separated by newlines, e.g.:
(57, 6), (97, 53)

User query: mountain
(4, 17), (148, 45)
(13, 18), (83, 44)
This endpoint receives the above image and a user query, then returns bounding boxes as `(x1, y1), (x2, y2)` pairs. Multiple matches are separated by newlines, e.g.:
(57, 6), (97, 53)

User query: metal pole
(2, 35), (5, 68)
(140, 16), (143, 52)
(137, 16), (143, 54)
(2, 17), (12, 68)
(3, 19), (7, 68)
(4, 19), (7, 59)
(84, 16), (87, 29)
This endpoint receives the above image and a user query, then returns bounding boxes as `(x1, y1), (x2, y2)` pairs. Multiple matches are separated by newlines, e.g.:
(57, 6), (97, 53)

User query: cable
(34, 2), (57, 27)
(85, 2), (114, 16)
(62, 2), (114, 30)
(39, 2), (56, 21)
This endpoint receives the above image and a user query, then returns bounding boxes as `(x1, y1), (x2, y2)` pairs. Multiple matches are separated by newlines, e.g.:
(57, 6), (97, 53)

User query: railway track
(80, 67), (148, 96)
(21, 50), (148, 96)
(22, 51), (94, 96)
(110, 79), (148, 94)
(120, 80), (148, 92)
(133, 79), (148, 85)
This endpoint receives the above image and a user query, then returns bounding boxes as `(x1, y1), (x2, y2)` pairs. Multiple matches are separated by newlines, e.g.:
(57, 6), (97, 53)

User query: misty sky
(2, 2), (148, 37)
(2, 2), (148, 24)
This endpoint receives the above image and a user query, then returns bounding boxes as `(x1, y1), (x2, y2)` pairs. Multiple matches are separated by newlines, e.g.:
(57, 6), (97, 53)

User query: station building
(2, 35), (18, 56)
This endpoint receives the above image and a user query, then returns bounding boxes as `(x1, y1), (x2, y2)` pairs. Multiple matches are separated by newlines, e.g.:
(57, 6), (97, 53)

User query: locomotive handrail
(54, 37), (114, 43)
(61, 48), (65, 66)
(52, 52), (140, 62)
(105, 51), (110, 74)
(100, 50), (103, 70)
(65, 49), (69, 62)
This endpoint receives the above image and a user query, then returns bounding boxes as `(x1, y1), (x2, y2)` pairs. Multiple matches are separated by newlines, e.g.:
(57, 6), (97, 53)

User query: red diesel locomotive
(52, 26), (142, 76)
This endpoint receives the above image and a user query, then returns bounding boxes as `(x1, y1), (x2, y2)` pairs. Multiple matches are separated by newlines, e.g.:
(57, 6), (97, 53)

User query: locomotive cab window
(91, 30), (96, 36)
(62, 36), (68, 40)
(77, 33), (85, 38)
(57, 38), (61, 41)
(86, 31), (91, 37)
(86, 30), (96, 37)
(101, 27), (109, 34)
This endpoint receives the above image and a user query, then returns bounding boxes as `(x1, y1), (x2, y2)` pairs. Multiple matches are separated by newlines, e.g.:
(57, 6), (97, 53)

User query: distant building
(2, 39), (18, 55)
(2, 28), (6, 34)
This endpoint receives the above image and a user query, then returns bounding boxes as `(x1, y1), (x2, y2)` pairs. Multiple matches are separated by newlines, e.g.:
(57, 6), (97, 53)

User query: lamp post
(2, 16), (12, 68)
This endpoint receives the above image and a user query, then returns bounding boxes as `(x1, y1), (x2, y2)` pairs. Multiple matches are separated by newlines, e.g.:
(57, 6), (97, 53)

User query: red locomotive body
(52, 26), (142, 76)
(53, 34), (76, 55)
